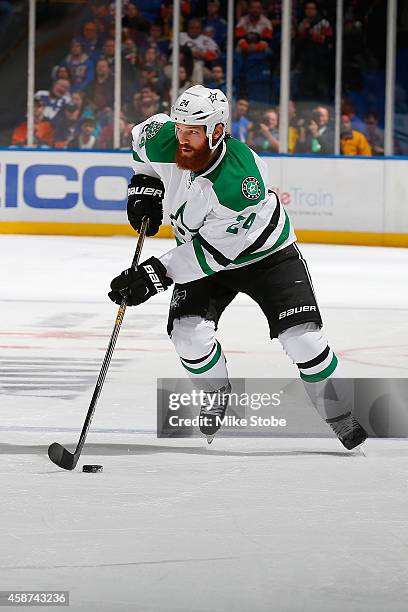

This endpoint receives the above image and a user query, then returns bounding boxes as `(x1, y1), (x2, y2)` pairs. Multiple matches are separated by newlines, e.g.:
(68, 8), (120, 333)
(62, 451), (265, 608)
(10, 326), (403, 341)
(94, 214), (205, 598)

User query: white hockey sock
(279, 323), (353, 421)
(171, 316), (229, 392)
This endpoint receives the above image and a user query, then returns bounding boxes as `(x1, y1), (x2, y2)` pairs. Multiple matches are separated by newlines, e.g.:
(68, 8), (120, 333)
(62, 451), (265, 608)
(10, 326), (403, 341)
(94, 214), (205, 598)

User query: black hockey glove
(108, 257), (172, 306)
(127, 174), (164, 236)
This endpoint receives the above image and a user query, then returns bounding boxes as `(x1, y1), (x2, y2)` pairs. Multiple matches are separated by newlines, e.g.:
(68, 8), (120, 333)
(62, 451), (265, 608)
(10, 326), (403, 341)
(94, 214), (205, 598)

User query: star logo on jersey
(241, 177), (261, 200)
(208, 92), (218, 103)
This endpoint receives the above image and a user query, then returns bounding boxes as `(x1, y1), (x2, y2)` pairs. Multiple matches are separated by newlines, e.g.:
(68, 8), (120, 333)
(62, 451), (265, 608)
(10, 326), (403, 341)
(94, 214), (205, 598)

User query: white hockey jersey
(131, 113), (296, 285)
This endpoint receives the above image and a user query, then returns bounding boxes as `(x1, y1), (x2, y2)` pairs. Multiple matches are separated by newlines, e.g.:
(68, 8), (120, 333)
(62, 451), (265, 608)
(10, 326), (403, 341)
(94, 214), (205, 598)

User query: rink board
(0, 149), (407, 246)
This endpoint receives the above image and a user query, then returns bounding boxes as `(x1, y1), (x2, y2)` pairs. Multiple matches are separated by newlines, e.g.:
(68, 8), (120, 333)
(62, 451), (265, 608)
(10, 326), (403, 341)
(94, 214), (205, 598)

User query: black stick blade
(48, 442), (78, 471)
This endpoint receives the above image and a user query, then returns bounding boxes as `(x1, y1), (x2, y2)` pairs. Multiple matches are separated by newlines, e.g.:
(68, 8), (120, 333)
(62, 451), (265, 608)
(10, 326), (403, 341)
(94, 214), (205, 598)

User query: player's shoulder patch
(144, 120), (165, 139)
(139, 115), (176, 164)
(241, 176), (262, 200)
(206, 138), (266, 212)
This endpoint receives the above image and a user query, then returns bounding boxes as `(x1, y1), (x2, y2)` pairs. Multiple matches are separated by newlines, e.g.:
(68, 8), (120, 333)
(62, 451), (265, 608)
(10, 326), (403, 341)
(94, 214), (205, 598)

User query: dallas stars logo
(241, 176), (261, 200)
(208, 92), (217, 103)
(170, 288), (187, 309)
(145, 121), (164, 139)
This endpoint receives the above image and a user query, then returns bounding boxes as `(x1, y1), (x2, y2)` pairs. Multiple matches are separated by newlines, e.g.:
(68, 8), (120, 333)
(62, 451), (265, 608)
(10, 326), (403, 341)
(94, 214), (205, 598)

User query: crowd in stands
(10, 0), (387, 156)
(231, 96), (383, 156)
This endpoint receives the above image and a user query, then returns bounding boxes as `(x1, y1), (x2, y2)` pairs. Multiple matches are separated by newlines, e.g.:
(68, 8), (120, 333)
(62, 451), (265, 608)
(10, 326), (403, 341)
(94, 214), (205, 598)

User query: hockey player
(109, 85), (367, 450)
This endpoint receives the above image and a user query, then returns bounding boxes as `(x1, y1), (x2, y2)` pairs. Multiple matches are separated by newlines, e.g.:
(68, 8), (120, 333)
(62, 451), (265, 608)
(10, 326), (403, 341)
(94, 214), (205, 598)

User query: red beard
(175, 140), (213, 172)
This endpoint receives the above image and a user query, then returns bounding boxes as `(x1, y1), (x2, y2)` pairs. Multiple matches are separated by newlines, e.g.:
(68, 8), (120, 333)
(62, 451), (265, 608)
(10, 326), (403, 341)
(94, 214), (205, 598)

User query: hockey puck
(82, 464), (103, 473)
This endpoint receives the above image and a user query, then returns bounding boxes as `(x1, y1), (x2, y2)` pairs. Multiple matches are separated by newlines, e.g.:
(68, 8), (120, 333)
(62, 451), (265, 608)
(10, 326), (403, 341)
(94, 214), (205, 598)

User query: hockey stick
(48, 216), (149, 470)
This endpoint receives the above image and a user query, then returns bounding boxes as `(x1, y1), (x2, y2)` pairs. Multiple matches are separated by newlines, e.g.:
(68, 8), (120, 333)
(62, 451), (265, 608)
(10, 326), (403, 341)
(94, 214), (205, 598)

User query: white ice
(1, 235), (408, 611)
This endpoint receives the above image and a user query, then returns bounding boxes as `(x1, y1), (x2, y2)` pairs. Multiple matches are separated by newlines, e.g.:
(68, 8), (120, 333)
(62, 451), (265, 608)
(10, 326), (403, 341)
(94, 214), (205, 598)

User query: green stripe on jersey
(205, 138), (266, 212)
(193, 239), (216, 275)
(233, 210), (291, 265)
(144, 121), (177, 163)
(300, 354), (339, 382)
(132, 150), (144, 163)
(181, 341), (222, 374)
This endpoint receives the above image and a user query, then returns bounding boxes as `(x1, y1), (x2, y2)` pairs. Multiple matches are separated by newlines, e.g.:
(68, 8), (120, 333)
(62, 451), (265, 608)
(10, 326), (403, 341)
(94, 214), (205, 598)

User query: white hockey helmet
(171, 85), (229, 150)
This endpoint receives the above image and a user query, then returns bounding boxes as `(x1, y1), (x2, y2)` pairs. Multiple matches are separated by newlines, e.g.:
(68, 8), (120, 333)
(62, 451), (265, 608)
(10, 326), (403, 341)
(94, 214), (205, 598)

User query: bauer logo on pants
(279, 305), (317, 320)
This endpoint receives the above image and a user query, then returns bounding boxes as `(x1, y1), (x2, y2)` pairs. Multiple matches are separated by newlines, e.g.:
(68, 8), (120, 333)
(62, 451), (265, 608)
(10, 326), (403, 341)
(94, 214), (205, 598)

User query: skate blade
(352, 442), (367, 456)
(206, 435), (215, 445)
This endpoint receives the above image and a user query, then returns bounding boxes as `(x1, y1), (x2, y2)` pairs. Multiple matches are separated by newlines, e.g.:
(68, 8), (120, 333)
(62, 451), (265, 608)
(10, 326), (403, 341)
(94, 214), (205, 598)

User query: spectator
(139, 64), (169, 99)
(235, 0), (249, 21)
(231, 98), (253, 143)
(35, 79), (71, 121)
(53, 103), (81, 148)
(63, 39), (94, 92)
(105, 20), (117, 42)
(71, 91), (86, 113)
(288, 99), (298, 153)
(11, 98), (54, 148)
(180, 18), (220, 84)
(70, 117), (97, 149)
(159, 1), (176, 42)
(85, 58), (114, 114)
(235, 32), (272, 103)
(122, 2), (150, 35)
(295, 114), (324, 154)
(312, 105), (334, 153)
(123, 86), (161, 125)
(364, 112), (384, 156)
(294, 2), (333, 99)
(202, 0), (227, 49)
(265, 1), (299, 39)
(122, 36), (140, 69)
(81, 0), (111, 25)
(138, 0), (163, 25)
(81, 21), (102, 62)
(138, 96), (160, 122)
(340, 114), (372, 156)
(342, 98), (368, 136)
(206, 64), (226, 93)
(148, 23), (170, 59)
(180, 44), (195, 83)
(99, 37), (115, 74)
(178, 65), (193, 94)
(122, 37), (144, 102)
(235, 0), (273, 51)
(70, 91), (96, 125)
(122, 91), (144, 125)
(252, 109), (280, 153)
(202, 25), (220, 54)
(234, 1), (274, 103)
(97, 114), (132, 149)
(52, 65), (71, 83)
(144, 46), (165, 71)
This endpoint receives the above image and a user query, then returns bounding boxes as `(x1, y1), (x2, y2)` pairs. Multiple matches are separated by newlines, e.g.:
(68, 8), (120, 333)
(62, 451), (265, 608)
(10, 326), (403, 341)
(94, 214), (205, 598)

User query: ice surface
(1, 235), (408, 611)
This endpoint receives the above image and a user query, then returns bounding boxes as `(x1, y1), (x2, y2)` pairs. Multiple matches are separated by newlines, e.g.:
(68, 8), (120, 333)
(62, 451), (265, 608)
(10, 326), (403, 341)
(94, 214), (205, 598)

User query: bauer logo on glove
(144, 264), (167, 293)
(127, 174), (164, 236)
(108, 257), (173, 306)
(128, 186), (164, 198)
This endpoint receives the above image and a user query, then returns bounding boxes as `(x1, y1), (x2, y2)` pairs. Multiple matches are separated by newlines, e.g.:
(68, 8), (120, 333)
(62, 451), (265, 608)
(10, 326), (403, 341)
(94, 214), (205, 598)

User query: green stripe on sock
(300, 354), (338, 382)
(193, 239), (216, 276)
(181, 341), (222, 374)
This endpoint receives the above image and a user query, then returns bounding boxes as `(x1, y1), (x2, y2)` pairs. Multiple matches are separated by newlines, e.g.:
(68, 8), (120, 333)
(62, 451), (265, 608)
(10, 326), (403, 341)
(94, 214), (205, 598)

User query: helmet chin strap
(207, 126), (226, 150)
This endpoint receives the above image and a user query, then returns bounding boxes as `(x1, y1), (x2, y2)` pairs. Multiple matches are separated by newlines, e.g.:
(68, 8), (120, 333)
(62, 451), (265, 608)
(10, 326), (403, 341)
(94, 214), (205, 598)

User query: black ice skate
(199, 383), (231, 444)
(326, 411), (367, 451)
